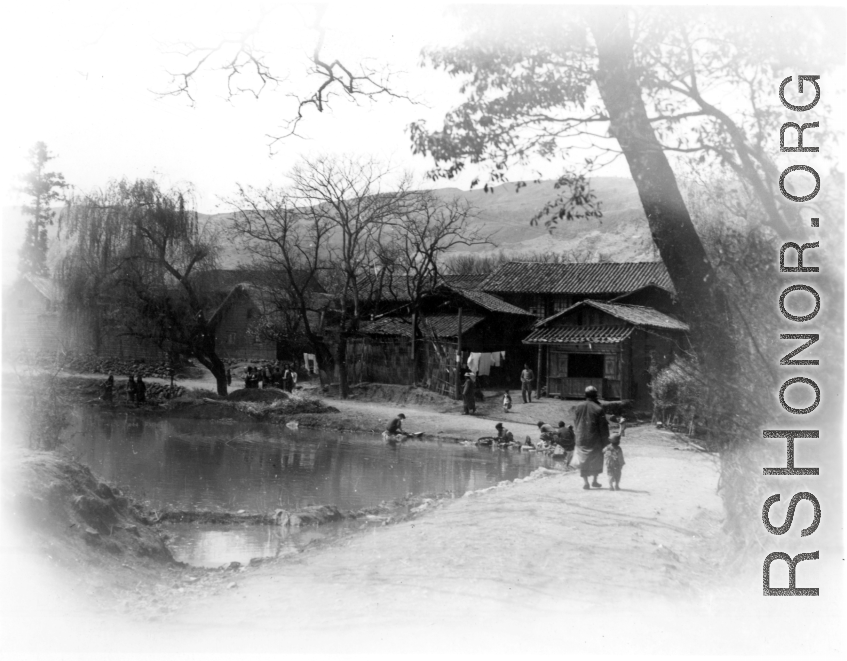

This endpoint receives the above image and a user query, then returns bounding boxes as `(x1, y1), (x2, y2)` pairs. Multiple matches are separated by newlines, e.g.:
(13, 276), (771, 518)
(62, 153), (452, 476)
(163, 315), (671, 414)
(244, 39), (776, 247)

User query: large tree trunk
(589, 10), (755, 541)
(194, 331), (228, 397)
(589, 11), (735, 369)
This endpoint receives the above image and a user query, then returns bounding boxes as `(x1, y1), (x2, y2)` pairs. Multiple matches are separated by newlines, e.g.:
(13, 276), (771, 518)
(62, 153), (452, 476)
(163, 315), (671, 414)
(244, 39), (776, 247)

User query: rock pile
(112, 382), (186, 402)
(14, 349), (182, 380)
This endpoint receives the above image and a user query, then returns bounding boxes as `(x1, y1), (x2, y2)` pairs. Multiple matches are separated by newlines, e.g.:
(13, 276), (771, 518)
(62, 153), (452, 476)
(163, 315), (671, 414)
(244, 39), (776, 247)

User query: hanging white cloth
(467, 353), (481, 374)
(478, 353), (493, 376)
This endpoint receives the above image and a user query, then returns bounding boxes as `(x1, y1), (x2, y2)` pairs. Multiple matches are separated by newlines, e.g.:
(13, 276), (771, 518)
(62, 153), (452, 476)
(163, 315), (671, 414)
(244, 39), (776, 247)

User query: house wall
(214, 294), (277, 361)
(546, 343), (623, 399)
(346, 336), (414, 385)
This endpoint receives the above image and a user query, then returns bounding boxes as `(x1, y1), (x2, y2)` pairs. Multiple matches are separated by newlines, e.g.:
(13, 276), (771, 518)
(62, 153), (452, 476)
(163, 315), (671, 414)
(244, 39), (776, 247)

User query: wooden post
(455, 306), (463, 400)
(536, 344), (543, 399)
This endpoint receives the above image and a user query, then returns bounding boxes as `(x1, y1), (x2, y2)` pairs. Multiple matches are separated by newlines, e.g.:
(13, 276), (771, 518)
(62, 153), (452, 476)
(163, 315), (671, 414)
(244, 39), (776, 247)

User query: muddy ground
(1, 369), (842, 658)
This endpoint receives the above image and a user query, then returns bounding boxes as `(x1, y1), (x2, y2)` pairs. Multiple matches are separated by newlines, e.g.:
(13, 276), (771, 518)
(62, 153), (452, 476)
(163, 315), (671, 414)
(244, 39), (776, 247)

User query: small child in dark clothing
(604, 434), (625, 490)
(502, 390), (512, 413)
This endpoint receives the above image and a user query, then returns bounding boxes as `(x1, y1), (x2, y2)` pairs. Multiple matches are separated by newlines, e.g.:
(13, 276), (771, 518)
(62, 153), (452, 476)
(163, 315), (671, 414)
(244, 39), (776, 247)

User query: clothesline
(467, 351), (505, 376)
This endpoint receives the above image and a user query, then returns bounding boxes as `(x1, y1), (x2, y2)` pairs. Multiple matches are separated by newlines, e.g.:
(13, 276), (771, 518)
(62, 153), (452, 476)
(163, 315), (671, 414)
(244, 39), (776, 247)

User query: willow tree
(63, 179), (230, 395)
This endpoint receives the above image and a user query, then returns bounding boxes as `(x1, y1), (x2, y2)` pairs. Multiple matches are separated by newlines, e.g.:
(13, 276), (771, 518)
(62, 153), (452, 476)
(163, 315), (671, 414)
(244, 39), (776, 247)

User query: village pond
(60, 407), (558, 567)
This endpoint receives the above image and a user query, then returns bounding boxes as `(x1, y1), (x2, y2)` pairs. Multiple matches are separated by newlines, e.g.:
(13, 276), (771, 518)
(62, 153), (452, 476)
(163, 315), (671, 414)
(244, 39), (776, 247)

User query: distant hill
(1, 177), (659, 282)
(205, 177), (659, 267)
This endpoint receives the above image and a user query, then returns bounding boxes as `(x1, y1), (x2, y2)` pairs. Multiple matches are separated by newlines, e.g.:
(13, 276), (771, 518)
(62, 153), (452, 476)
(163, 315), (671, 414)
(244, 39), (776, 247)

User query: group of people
(242, 363), (298, 392)
(464, 363), (536, 415)
(100, 373), (147, 405)
(572, 385), (625, 491)
(488, 385), (626, 490)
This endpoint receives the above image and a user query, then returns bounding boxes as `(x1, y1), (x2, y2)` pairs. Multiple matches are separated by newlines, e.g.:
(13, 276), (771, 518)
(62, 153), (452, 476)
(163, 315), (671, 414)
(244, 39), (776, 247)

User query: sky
(1, 2), (843, 284)
(1, 2), (634, 282)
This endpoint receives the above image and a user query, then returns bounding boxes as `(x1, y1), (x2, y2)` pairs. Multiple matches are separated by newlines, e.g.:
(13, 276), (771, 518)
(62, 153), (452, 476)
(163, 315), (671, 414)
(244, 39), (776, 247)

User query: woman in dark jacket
(462, 373), (476, 415)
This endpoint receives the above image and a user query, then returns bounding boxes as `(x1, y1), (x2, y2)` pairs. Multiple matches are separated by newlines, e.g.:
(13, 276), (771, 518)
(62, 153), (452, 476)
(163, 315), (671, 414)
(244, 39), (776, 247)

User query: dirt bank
(1, 422), (749, 657)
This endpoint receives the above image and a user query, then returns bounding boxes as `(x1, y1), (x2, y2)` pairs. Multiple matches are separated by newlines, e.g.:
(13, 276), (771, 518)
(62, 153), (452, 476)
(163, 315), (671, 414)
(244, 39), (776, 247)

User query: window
(567, 353), (604, 378)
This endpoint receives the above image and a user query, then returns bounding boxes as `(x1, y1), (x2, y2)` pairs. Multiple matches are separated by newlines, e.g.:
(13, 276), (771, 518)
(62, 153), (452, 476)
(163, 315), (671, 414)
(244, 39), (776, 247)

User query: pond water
(60, 408), (556, 567)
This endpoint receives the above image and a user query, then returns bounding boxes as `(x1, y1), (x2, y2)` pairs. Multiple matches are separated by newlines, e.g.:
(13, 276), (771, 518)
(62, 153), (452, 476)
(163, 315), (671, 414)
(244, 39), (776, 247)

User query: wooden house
(523, 299), (689, 408)
(352, 283), (535, 395)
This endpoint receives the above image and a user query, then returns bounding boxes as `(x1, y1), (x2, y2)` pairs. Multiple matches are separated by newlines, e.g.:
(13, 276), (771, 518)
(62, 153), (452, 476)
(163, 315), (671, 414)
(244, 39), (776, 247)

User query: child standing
(603, 418), (626, 490)
(502, 390), (512, 413)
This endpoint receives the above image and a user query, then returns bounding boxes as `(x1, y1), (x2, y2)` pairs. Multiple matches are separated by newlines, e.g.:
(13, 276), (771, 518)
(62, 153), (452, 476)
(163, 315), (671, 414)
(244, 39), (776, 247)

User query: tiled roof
(524, 325), (635, 344)
(361, 314), (484, 338)
(538, 300), (688, 331)
(480, 262), (674, 295)
(446, 287), (533, 316)
(440, 274), (488, 290)
(587, 301), (688, 330)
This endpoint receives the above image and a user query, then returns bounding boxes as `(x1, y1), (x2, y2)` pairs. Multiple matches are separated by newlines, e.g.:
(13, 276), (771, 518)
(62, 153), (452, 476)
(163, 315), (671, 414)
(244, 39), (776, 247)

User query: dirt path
(3, 421), (736, 657)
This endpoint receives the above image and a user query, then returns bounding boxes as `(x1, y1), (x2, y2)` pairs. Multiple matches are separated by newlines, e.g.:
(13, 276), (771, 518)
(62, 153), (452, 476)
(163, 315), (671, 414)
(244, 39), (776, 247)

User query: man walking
(520, 363), (535, 403)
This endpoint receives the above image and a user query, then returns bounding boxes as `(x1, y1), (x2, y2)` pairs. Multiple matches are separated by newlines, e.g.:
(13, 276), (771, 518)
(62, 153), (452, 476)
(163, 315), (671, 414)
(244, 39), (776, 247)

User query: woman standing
(462, 372), (476, 415)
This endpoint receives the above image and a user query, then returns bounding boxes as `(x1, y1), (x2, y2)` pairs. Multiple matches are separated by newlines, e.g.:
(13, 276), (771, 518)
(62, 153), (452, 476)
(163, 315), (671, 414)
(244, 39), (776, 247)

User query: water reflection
(65, 407), (555, 514)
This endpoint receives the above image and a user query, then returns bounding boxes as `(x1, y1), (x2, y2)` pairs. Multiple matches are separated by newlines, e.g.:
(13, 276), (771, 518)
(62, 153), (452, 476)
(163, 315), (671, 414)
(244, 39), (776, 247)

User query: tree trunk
(589, 11), (735, 371)
(194, 332), (228, 397)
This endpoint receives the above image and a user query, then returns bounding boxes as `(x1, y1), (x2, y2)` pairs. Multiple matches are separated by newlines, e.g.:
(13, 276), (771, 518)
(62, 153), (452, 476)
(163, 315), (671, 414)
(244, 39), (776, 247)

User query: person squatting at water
(462, 372), (476, 415)
(383, 413), (408, 443)
(573, 385), (609, 489)
(554, 421), (576, 466)
(603, 417), (627, 490)
(495, 422), (514, 445)
(536, 421), (557, 449)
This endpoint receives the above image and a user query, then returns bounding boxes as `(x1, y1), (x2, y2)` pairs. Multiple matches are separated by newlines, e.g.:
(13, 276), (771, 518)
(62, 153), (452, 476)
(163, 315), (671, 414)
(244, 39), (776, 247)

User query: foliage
(229, 155), (482, 397)
(17, 142), (68, 277)
(409, 6), (839, 237)
(648, 355), (703, 430)
(61, 179), (230, 395)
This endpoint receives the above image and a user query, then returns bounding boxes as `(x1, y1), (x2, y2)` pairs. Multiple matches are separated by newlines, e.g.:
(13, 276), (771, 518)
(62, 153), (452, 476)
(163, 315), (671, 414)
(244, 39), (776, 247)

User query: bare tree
(288, 155), (417, 397)
(228, 183), (335, 379)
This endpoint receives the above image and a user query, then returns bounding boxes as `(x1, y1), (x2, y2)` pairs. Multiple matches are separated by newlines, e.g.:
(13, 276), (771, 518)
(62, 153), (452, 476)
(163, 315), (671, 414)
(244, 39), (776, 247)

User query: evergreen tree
(18, 142), (68, 277)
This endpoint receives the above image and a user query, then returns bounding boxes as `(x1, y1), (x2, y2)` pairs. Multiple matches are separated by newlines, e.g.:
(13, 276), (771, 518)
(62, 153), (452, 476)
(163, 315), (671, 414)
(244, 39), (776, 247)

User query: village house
(351, 278), (535, 394)
(523, 299), (689, 409)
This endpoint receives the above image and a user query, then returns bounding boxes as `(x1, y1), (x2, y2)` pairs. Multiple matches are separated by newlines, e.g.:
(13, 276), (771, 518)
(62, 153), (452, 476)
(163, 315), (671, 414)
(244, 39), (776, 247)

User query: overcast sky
(1, 3), (623, 206)
(1, 2), (636, 282)
(2, 2), (842, 284)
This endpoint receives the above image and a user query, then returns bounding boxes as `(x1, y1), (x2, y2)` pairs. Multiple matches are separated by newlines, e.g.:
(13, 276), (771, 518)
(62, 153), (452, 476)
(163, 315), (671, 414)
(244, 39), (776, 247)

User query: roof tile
(481, 262), (674, 295)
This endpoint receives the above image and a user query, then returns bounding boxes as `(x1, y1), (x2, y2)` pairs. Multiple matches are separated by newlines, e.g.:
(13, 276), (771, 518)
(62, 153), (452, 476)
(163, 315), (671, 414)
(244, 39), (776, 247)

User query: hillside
(206, 177), (658, 266)
(2, 177), (659, 282)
